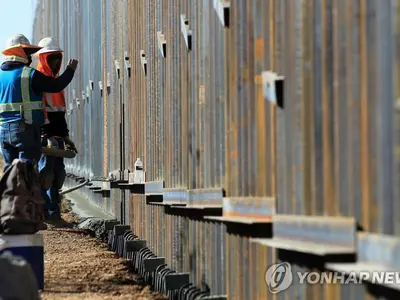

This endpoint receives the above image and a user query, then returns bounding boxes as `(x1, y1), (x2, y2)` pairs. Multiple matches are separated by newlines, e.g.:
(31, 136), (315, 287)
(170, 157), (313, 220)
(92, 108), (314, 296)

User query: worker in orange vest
(35, 37), (77, 221)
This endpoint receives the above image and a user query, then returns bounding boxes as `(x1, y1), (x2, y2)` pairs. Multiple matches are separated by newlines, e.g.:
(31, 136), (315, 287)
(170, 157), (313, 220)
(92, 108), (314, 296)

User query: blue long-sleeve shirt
(1, 61), (75, 137)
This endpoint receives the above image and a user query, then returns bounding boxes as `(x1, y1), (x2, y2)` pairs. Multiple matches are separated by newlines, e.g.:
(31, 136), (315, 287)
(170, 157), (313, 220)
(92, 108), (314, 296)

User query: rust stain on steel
(223, 212), (272, 221)
(359, 0), (370, 232)
(254, 38), (264, 60)
(255, 74), (267, 197)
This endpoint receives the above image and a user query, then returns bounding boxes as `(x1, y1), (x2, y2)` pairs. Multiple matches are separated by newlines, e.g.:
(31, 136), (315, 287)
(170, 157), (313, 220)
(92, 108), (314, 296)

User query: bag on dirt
(0, 159), (46, 234)
(0, 251), (40, 300)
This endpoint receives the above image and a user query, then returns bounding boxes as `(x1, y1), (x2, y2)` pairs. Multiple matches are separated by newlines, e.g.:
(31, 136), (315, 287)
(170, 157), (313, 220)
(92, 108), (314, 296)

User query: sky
(0, 0), (37, 60)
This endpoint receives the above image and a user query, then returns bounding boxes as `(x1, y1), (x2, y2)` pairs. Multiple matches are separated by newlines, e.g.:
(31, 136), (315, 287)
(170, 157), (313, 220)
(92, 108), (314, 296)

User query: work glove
(67, 59), (79, 71)
(64, 136), (78, 153)
(47, 137), (58, 149)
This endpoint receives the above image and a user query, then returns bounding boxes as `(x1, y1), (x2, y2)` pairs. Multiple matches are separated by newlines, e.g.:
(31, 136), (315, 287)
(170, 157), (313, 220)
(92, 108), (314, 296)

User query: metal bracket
(261, 71), (284, 108)
(102, 181), (111, 191)
(89, 187), (101, 192)
(223, 197), (275, 220)
(124, 52), (131, 78)
(157, 31), (166, 58)
(145, 181), (164, 203)
(214, 0), (230, 27)
(254, 215), (357, 256)
(140, 50), (147, 76)
(333, 232), (400, 268)
(124, 239), (146, 252)
(93, 189), (111, 197)
(86, 86), (90, 101)
(360, 232), (400, 266)
(104, 220), (120, 231)
(98, 81), (103, 97)
(145, 181), (164, 194)
(118, 181), (145, 194)
(163, 188), (188, 205)
(180, 14), (192, 51)
(165, 273), (190, 290)
(188, 188), (225, 206)
(144, 257), (165, 272)
(326, 232), (400, 290)
(88, 181), (101, 190)
(113, 225), (130, 235)
(115, 60), (121, 79)
(273, 215), (356, 247)
(106, 72), (111, 94)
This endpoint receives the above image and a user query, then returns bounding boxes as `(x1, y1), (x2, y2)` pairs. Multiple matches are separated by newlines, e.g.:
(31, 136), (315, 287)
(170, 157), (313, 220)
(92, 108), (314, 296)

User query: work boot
(37, 222), (48, 231)
(45, 215), (73, 228)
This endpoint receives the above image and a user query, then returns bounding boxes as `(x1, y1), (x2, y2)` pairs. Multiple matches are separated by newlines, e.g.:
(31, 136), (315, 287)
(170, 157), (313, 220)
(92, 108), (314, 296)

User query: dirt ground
(39, 200), (167, 300)
(0, 158), (166, 299)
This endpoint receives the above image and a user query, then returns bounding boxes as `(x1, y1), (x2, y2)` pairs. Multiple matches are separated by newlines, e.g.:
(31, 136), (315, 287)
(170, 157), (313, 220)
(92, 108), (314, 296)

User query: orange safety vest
(36, 52), (66, 120)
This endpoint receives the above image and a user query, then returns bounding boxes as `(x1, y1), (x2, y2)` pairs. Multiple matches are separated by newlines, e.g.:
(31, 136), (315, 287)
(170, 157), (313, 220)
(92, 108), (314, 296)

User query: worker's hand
(67, 59), (79, 71)
(64, 136), (78, 153)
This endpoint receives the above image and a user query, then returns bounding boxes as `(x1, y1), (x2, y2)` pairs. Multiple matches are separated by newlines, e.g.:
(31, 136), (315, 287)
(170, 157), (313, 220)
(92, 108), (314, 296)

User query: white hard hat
(34, 37), (63, 55)
(2, 34), (42, 55)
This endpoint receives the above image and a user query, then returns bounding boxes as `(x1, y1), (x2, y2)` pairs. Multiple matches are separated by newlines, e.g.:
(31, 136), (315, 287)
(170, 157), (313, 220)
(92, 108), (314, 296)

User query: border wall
(33, 1), (400, 299)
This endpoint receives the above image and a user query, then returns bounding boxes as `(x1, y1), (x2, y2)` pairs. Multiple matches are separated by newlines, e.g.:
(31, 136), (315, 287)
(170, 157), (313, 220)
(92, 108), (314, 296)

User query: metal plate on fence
(188, 188), (224, 206)
(180, 14), (192, 50)
(223, 197), (275, 220)
(125, 239), (146, 252)
(213, 0), (230, 27)
(205, 216), (271, 224)
(273, 215), (356, 248)
(165, 273), (190, 290)
(327, 232), (400, 290)
(113, 225), (130, 235)
(144, 257), (165, 272)
(157, 31), (166, 58)
(163, 188), (188, 204)
(251, 238), (354, 256)
(145, 181), (164, 194)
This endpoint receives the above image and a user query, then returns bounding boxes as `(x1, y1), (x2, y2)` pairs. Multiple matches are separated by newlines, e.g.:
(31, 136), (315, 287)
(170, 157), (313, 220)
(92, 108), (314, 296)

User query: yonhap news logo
(265, 262), (293, 294)
(265, 262), (400, 294)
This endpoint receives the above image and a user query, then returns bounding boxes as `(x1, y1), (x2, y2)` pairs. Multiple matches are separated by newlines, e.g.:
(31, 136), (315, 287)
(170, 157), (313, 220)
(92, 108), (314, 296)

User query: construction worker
(0, 34), (78, 172)
(35, 37), (77, 220)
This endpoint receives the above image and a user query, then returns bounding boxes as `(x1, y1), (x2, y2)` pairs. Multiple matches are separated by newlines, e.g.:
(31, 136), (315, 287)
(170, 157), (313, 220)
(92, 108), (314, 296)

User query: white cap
(34, 37), (63, 55)
(2, 34), (42, 55)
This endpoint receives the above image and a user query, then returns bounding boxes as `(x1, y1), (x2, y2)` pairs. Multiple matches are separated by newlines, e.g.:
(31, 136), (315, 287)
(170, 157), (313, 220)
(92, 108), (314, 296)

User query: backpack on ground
(0, 159), (46, 234)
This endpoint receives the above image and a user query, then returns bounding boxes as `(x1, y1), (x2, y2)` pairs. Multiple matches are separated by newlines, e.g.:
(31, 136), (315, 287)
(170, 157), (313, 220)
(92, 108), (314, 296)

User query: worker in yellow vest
(0, 34), (78, 171)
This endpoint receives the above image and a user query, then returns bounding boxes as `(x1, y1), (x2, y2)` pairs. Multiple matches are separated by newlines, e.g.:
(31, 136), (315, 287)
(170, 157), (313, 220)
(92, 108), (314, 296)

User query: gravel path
(39, 201), (166, 300)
